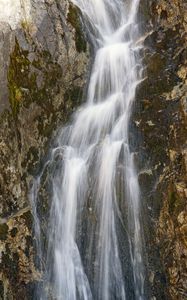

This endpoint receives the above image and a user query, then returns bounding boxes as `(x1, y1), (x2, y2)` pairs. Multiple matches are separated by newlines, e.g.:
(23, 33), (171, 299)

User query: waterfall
(31, 0), (146, 299)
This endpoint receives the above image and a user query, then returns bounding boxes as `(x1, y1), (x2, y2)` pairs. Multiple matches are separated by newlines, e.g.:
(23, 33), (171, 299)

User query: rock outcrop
(137, 0), (187, 299)
(0, 0), (89, 298)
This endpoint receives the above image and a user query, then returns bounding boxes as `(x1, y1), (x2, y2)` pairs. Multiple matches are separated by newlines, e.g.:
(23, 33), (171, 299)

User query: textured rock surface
(137, 0), (187, 299)
(0, 0), (186, 299)
(0, 0), (89, 298)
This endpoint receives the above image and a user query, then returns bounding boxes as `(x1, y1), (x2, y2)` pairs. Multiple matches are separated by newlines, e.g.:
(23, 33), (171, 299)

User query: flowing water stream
(31, 0), (146, 299)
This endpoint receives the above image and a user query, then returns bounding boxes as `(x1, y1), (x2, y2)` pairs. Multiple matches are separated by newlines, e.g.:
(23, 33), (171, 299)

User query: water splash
(31, 0), (146, 299)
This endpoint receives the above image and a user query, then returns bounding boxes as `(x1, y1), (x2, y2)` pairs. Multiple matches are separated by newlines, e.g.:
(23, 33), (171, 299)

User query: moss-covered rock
(0, 0), (89, 297)
(67, 3), (87, 53)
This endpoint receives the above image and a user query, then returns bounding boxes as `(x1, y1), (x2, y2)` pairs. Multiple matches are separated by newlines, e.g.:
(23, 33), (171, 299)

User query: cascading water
(31, 0), (146, 299)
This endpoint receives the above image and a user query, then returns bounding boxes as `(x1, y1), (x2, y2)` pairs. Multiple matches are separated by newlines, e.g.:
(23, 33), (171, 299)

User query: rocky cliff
(137, 0), (187, 299)
(0, 0), (186, 299)
(0, 0), (89, 298)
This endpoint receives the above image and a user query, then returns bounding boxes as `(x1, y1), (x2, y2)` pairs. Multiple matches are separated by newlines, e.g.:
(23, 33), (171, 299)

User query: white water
(31, 0), (145, 299)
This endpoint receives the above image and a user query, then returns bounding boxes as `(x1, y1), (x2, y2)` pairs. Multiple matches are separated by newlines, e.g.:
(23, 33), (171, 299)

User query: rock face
(0, 0), (186, 299)
(0, 0), (89, 298)
(136, 0), (187, 299)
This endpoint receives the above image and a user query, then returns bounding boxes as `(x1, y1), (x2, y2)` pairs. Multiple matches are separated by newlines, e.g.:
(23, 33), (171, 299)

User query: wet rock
(136, 0), (187, 299)
(0, 0), (89, 297)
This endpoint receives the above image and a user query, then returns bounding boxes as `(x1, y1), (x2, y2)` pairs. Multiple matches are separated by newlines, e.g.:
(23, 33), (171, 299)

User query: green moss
(0, 223), (9, 240)
(68, 4), (87, 53)
(8, 39), (30, 115)
(7, 37), (63, 118)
